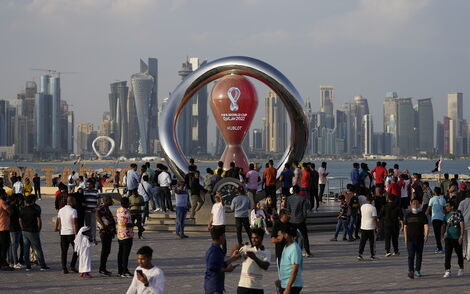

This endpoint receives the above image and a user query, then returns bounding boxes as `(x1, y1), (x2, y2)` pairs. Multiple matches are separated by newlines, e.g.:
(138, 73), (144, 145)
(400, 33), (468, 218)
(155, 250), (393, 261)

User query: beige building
(76, 123), (94, 155)
(265, 90), (287, 153)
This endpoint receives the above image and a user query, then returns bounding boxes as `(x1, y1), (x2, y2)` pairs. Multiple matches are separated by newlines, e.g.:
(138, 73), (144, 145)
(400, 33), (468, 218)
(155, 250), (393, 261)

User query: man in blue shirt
(426, 187), (447, 254)
(350, 163), (360, 189)
(126, 163), (140, 193)
(204, 226), (240, 294)
(231, 186), (251, 245)
(278, 163), (294, 197)
(280, 225), (303, 294)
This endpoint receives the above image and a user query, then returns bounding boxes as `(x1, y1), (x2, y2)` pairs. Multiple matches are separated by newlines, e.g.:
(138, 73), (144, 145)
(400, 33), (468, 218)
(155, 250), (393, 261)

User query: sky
(1, 0), (470, 147)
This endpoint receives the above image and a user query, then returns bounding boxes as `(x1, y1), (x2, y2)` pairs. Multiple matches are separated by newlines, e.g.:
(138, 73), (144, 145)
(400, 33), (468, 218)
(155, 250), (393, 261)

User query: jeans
(60, 234), (78, 270)
(407, 241), (424, 272)
(99, 233), (113, 271)
(211, 225), (227, 254)
(358, 229), (375, 256)
(319, 184), (326, 202)
(235, 217), (251, 245)
(384, 224), (400, 254)
(354, 213), (361, 238)
(348, 211), (357, 238)
(161, 187), (173, 211)
(0, 230), (10, 266)
(445, 238), (464, 270)
(142, 201), (149, 224)
(131, 214), (144, 238)
(176, 206), (187, 236)
(237, 287), (264, 294)
(292, 222), (311, 255)
(152, 187), (162, 210)
(84, 210), (97, 242)
(8, 231), (21, 265)
(432, 219), (443, 251)
(23, 231), (47, 268)
(189, 194), (204, 218)
(117, 238), (133, 275)
(334, 218), (349, 239)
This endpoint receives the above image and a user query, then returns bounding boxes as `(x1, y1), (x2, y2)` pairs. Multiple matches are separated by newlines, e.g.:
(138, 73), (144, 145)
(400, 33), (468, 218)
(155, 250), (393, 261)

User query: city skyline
(1, 0), (469, 135)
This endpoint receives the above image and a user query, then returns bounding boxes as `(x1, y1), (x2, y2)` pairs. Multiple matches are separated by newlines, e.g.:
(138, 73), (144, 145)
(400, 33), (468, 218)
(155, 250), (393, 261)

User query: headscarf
(74, 226), (90, 253)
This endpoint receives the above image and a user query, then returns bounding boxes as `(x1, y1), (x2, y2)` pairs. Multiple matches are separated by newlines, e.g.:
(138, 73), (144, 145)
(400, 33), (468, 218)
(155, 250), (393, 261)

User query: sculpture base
(220, 145), (249, 172)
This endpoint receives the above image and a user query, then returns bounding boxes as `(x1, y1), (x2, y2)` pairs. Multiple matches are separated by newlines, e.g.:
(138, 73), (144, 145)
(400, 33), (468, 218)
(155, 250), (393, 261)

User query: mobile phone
(136, 270), (143, 275)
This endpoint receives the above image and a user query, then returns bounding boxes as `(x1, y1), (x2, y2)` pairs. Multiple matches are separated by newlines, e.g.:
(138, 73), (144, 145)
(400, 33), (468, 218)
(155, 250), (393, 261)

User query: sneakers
(40, 266), (50, 271)
(63, 268), (69, 274)
(13, 263), (23, 269)
(443, 270), (451, 278)
(393, 252), (400, 256)
(414, 271), (422, 277)
(370, 256), (376, 261)
(330, 238), (338, 241)
(357, 255), (364, 261)
(385, 252), (392, 257)
(99, 269), (112, 276)
(25, 266), (31, 272)
(435, 249), (444, 254)
(302, 252), (312, 258)
(408, 271), (414, 279)
(458, 269), (464, 277)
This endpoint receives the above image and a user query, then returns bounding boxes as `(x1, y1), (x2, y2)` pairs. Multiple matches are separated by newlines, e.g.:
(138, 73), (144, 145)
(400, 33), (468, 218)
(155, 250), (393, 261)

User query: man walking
(19, 196), (49, 271)
(158, 166), (173, 212)
(287, 186), (312, 257)
(278, 163), (294, 198)
(0, 190), (12, 271)
(263, 161), (277, 206)
(404, 199), (429, 279)
(55, 196), (78, 274)
(188, 171), (206, 219)
(426, 187), (446, 254)
(379, 195), (403, 256)
(279, 225), (303, 294)
(443, 201), (465, 278)
(357, 195), (378, 260)
(231, 186), (252, 245)
(117, 197), (134, 278)
(96, 195), (116, 275)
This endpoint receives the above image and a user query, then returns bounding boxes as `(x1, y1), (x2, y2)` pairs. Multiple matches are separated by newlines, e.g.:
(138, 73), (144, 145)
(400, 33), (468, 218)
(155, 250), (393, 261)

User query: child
(331, 194), (351, 241)
(74, 226), (95, 278)
(175, 181), (190, 239)
(250, 202), (269, 235)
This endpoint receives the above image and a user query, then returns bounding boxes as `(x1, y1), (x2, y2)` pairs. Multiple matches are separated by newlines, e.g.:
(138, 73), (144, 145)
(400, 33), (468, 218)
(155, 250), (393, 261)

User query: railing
(324, 177), (348, 202)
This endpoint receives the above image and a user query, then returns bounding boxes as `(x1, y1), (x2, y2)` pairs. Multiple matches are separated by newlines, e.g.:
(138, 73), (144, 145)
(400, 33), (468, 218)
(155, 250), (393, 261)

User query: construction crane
(30, 68), (78, 78)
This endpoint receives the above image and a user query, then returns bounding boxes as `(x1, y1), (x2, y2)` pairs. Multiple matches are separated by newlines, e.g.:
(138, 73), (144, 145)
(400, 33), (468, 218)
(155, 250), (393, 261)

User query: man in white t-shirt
(126, 246), (165, 294)
(208, 192), (227, 254)
(318, 162), (329, 202)
(13, 177), (24, 195)
(358, 195), (378, 260)
(237, 228), (271, 293)
(55, 196), (78, 274)
(68, 171), (77, 193)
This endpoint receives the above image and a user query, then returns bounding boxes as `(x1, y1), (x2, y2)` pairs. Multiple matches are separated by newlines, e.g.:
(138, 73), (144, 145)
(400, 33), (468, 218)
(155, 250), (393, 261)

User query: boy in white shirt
(126, 246), (165, 294)
(357, 195), (378, 260)
(208, 193), (227, 254)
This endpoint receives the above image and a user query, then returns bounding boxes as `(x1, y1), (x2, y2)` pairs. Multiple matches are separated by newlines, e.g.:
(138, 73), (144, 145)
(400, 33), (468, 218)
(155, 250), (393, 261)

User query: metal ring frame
(159, 56), (309, 180)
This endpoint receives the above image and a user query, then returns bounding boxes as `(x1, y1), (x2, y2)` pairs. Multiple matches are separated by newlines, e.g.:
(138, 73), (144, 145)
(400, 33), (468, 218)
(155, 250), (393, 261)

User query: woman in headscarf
(74, 226), (95, 278)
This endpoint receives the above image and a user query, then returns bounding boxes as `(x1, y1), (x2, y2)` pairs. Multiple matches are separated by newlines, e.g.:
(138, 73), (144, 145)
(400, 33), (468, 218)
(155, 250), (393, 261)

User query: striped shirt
(84, 189), (99, 211)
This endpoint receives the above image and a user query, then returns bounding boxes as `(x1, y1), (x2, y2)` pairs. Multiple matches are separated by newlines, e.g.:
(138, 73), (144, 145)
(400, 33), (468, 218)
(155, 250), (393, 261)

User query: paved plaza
(1, 197), (470, 294)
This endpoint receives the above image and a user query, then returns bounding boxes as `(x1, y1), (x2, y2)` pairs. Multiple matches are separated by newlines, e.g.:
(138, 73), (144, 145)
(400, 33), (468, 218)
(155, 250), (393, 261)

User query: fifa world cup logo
(210, 75), (258, 171)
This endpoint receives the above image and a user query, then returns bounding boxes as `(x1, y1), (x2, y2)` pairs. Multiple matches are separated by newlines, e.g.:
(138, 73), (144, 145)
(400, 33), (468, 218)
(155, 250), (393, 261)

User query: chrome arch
(160, 56), (309, 180)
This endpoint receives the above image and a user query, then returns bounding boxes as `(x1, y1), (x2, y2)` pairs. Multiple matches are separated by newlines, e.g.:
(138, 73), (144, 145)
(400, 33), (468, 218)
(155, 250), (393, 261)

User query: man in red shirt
(300, 163), (310, 198)
(371, 161), (388, 196)
(263, 161), (277, 208)
(387, 177), (401, 199)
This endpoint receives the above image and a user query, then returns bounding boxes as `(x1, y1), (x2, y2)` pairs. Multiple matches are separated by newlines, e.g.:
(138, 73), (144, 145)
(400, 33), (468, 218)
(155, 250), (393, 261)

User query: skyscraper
(447, 92), (466, 155)
(35, 93), (53, 151)
(448, 92), (463, 121)
(176, 57), (208, 156)
(417, 98), (434, 153)
(252, 128), (264, 151)
(265, 90), (287, 153)
(320, 85), (334, 128)
(127, 58), (158, 155)
(76, 123), (94, 155)
(0, 100), (14, 146)
(436, 121), (444, 154)
(362, 114), (373, 155)
(383, 92), (399, 155)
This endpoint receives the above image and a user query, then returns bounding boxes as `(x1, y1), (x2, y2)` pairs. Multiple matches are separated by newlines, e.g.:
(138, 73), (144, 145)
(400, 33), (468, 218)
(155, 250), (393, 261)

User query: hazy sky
(1, 0), (470, 146)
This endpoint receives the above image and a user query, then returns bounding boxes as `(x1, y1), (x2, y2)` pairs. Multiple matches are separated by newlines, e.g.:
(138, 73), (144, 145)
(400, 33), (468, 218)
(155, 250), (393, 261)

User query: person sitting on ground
(126, 246), (165, 294)
(250, 202), (269, 235)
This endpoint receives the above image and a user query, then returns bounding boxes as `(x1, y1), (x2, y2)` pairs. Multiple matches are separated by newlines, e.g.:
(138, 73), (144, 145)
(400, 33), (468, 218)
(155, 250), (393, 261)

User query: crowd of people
(1, 159), (470, 293)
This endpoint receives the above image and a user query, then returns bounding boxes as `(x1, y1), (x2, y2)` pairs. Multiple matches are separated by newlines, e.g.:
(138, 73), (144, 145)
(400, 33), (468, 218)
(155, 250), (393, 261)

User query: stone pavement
(1, 197), (470, 293)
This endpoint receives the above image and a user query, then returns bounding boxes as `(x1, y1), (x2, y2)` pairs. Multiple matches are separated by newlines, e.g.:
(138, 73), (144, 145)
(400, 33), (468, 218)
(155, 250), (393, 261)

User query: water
(1, 159), (469, 178)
